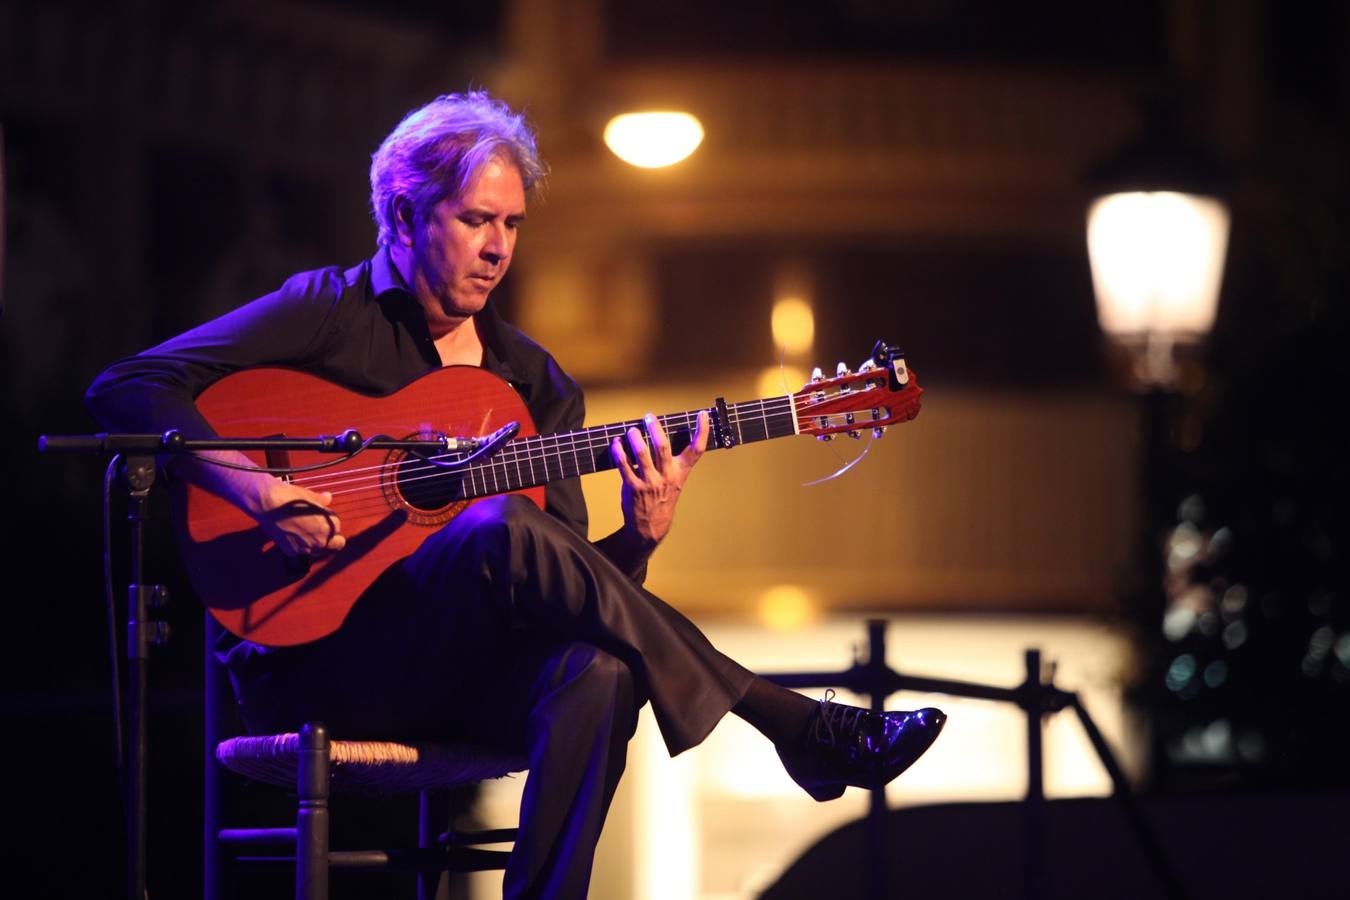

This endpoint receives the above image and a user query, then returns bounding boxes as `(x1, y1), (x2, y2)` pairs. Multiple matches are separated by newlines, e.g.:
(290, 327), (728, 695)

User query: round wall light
(603, 111), (704, 168)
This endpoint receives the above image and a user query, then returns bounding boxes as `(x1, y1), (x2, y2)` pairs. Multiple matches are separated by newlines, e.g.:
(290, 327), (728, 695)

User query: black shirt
(84, 246), (589, 539)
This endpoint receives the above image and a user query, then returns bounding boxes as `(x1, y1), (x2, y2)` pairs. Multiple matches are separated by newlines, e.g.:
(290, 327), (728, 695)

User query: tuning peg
(872, 426), (887, 439)
(817, 434), (833, 441)
(810, 367), (824, 383)
(836, 363), (854, 394)
(858, 358), (877, 372)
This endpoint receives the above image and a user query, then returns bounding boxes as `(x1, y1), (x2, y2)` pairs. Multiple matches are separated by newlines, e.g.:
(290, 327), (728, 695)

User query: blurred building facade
(4, 1), (1347, 898)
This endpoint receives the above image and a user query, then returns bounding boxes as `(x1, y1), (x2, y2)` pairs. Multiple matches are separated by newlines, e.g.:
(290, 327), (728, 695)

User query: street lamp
(1087, 100), (1235, 789)
(1086, 100), (1231, 387)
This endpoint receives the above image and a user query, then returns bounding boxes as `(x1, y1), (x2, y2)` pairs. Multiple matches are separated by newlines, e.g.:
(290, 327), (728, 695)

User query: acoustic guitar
(183, 341), (922, 646)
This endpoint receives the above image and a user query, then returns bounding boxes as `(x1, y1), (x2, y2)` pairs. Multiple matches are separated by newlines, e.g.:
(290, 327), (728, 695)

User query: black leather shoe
(777, 691), (946, 801)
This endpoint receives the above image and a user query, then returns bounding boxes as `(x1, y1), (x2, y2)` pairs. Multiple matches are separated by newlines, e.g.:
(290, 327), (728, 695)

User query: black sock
(732, 677), (818, 747)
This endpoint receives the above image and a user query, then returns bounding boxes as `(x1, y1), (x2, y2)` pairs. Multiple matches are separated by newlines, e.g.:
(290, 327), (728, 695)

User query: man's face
(406, 154), (526, 332)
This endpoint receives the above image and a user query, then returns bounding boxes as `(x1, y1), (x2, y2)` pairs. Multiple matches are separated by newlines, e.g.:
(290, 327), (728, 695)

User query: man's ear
(393, 196), (416, 246)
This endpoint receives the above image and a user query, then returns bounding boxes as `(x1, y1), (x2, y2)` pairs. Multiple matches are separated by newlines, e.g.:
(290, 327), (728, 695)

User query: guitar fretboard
(438, 395), (798, 501)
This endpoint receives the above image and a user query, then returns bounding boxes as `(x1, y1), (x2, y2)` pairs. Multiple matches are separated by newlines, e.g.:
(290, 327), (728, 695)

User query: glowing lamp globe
(1084, 100), (1231, 386)
(1087, 191), (1230, 341)
(603, 112), (704, 168)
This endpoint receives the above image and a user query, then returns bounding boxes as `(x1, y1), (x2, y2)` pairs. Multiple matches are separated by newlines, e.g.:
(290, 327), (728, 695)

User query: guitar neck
(454, 395), (797, 499)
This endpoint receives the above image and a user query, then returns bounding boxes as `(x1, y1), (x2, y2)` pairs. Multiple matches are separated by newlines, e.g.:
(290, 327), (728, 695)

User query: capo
(711, 398), (736, 449)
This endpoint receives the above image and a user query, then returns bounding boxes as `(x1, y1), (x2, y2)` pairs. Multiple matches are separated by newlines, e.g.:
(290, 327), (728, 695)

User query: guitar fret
(526, 442), (542, 488)
(591, 435), (606, 473)
(738, 401), (768, 444)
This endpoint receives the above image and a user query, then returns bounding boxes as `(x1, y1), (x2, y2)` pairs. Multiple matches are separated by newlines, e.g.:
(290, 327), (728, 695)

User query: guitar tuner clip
(439, 435), (481, 452)
(418, 421), (520, 470)
(870, 340), (910, 390)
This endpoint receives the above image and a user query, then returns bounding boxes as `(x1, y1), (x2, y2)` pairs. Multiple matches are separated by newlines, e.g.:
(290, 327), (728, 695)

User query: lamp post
(1086, 99), (1232, 790)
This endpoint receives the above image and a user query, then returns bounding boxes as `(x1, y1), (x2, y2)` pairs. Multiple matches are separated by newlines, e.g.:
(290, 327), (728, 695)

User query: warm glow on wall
(603, 111), (704, 168)
(771, 296), (815, 357)
(1086, 191), (1230, 339)
(756, 584), (819, 630)
(755, 364), (808, 401)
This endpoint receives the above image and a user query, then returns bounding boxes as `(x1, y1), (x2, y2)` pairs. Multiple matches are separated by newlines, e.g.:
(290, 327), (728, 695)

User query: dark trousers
(223, 494), (756, 898)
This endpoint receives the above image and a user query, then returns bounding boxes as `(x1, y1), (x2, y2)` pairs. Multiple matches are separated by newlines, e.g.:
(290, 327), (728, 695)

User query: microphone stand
(37, 427), (509, 900)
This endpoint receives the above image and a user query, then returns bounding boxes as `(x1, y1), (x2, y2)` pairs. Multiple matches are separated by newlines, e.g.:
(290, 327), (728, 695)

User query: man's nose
(482, 224), (509, 263)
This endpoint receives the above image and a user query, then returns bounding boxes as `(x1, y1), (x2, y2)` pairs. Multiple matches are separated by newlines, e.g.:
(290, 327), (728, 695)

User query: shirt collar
(370, 244), (408, 298)
(369, 245), (530, 393)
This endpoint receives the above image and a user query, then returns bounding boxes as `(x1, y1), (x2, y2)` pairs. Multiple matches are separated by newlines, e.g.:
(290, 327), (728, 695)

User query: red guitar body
(180, 367), (544, 647)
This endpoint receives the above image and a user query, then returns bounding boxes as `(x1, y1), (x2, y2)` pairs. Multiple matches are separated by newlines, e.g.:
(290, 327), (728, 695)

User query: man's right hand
(178, 449), (346, 558)
(254, 479), (346, 558)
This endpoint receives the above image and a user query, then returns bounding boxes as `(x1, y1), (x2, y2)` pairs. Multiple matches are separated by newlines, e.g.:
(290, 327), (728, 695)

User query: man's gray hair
(369, 91), (546, 246)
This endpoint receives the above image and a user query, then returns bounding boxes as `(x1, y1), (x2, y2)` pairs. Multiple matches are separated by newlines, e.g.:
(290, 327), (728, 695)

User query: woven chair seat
(217, 732), (527, 793)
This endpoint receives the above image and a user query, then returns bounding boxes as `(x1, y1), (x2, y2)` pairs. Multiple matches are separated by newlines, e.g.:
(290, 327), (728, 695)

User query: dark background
(3, 1), (1347, 897)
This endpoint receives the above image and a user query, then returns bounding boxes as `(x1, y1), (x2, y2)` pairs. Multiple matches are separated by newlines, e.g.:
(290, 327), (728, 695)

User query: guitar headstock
(793, 340), (923, 439)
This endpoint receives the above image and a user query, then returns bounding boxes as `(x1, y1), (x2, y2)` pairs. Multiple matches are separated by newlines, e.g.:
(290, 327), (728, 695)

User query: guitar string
(282, 412), (701, 495)
(370, 406), (805, 497)
(296, 406), (869, 524)
(313, 404), (791, 511)
(263, 401), (802, 520)
(273, 377), (869, 496)
(300, 400), (867, 518)
(284, 410), (728, 519)
(283, 396), (798, 497)
(208, 386), (878, 522)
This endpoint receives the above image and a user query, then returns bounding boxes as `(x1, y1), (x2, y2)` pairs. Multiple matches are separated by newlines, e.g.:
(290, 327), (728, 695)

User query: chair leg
(204, 620), (228, 900)
(296, 722), (331, 900)
(419, 790), (451, 900)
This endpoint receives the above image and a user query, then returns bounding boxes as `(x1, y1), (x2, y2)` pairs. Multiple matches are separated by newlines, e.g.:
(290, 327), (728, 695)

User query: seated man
(85, 90), (945, 899)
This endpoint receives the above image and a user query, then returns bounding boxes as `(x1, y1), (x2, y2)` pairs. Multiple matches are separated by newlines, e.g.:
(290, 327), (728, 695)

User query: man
(86, 91), (945, 898)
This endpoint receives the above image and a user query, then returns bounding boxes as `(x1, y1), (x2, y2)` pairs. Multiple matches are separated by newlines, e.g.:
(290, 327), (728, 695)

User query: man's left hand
(611, 409), (710, 550)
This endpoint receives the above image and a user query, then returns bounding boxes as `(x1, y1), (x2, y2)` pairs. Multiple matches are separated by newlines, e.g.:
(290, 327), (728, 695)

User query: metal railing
(763, 618), (1187, 900)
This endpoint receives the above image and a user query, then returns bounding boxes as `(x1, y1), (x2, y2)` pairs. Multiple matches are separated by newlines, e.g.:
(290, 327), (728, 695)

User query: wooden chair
(204, 621), (526, 900)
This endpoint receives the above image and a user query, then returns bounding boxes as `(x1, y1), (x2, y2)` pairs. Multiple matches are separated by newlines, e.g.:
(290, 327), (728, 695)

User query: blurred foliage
(1132, 133), (1349, 791)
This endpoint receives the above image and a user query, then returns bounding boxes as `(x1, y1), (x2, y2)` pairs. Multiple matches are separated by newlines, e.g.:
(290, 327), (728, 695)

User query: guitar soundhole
(382, 448), (469, 525)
